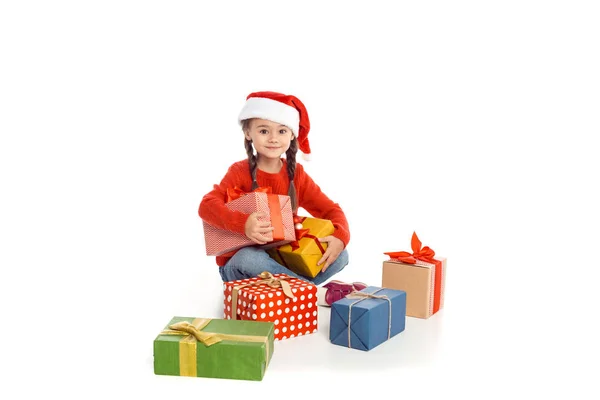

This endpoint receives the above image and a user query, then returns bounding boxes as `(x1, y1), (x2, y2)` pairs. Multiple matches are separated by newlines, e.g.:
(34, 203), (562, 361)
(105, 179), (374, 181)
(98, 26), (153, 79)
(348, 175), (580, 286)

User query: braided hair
(242, 119), (298, 213)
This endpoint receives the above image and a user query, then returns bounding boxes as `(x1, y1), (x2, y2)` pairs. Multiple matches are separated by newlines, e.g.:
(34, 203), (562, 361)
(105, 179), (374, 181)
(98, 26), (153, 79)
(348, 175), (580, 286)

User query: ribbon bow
(231, 271), (295, 320)
(226, 186), (272, 203)
(384, 232), (436, 265)
(253, 271), (295, 298)
(289, 215), (311, 251)
(346, 290), (390, 302)
(165, 320), (223, 346)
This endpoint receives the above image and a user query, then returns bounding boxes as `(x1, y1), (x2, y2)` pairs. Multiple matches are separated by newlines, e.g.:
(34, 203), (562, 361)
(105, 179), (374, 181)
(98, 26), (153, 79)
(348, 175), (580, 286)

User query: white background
(1, 1), (599, 398)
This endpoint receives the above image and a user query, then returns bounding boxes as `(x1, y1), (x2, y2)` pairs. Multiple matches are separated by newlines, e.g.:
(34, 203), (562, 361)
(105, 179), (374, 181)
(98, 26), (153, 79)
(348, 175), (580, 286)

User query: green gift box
(153, 316), (274, 381)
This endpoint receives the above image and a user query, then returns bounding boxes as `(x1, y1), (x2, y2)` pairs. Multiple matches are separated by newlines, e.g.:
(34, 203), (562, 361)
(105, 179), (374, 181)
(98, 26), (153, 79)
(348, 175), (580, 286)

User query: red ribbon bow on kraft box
(381, 232), (447, 319)
(202, 186), (296, 256)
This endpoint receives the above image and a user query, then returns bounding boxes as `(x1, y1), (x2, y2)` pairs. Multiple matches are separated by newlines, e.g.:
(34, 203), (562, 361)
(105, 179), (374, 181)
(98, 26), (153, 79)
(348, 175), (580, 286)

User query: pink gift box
(203, 191), (295, 256)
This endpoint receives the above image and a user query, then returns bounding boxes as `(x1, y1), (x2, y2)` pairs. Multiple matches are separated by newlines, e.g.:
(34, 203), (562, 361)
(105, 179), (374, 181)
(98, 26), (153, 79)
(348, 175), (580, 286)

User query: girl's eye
(279, 129), (288, 134)
(259, 129), (268, 134)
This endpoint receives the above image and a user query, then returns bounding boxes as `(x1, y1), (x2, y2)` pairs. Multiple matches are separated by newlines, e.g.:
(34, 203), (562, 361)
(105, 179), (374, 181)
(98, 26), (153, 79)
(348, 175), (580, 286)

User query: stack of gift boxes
(153, 190), (447, 381)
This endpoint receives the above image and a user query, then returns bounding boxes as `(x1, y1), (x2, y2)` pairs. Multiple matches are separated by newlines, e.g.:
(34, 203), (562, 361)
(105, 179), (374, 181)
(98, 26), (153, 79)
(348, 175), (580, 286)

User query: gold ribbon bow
(346, 289), (392, 349)
(160, 318), (270, 376)
(164, 319), (224, 346)
(231, 271), (295, 320)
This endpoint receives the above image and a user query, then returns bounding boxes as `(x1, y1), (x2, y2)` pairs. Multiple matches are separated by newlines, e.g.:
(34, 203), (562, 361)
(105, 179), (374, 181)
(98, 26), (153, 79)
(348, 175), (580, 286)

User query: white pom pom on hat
(238, 91), (312, 160)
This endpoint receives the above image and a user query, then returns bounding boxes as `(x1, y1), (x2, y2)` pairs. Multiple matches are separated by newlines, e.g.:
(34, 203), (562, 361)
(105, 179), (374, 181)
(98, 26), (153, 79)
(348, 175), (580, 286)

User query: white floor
(142, 264), (450, 394)
(4, 238), (597, 399)
(127, 256), (589, 399)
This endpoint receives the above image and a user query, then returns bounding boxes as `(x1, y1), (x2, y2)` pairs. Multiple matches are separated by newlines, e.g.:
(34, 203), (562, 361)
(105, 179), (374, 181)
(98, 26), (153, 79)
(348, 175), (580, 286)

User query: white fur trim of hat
(238, 97), (300, 138)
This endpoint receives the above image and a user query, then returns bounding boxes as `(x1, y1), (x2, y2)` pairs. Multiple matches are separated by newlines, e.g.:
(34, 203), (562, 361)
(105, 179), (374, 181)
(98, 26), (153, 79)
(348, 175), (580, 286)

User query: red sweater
(199, 159), (351, 266)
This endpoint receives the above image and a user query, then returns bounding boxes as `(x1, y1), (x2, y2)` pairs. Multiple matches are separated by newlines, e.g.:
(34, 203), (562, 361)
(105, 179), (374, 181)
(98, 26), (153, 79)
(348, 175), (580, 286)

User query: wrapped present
(382, 232), (447, 319)
(266, 216), (334, 278)
(223, 271), (318, 341)
(153, 316), (274, 381)
(203, 186), (296, 256)
(329, 286), (406, 351)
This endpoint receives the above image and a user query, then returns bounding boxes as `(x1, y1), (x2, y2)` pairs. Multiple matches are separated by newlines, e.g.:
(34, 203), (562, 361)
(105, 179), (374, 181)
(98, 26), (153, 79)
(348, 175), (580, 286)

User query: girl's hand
(317, 236), (345, 272)
(245, 212), (274, 245)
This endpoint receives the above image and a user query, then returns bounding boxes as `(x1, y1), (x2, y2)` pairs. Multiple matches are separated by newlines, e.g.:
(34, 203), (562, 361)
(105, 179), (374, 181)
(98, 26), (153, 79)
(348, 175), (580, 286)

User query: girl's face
(244, 118), (294, 161)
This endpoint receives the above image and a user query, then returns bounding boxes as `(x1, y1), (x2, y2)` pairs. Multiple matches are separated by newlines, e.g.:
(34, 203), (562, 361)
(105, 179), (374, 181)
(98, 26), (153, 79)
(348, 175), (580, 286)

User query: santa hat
(238, 91), (312, 160)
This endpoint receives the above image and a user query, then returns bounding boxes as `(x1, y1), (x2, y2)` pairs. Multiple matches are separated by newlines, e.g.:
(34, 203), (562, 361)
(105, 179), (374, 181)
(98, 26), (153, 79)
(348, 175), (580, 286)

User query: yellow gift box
(267, 216), (334, 278)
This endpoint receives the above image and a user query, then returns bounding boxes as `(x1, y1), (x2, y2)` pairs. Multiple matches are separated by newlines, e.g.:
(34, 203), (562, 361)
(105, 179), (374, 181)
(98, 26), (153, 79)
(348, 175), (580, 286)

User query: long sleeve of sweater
(198, 162), (250, 235)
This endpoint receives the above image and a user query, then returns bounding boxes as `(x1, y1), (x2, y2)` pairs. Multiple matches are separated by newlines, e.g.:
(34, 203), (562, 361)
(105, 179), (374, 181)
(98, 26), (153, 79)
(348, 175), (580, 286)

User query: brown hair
(242, 119), (298, 213)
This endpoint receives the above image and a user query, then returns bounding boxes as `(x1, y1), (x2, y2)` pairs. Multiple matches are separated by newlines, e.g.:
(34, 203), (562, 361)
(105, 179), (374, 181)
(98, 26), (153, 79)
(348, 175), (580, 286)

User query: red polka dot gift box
(223, 272), (319, 341)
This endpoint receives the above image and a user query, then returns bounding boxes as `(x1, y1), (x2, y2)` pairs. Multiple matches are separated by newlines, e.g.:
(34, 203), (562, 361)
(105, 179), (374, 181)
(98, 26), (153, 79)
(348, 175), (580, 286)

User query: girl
(199, 91), (350, 287)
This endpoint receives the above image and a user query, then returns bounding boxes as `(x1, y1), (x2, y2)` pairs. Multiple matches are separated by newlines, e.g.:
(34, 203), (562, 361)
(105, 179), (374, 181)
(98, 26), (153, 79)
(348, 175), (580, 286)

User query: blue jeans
(219, 247), (349, 286)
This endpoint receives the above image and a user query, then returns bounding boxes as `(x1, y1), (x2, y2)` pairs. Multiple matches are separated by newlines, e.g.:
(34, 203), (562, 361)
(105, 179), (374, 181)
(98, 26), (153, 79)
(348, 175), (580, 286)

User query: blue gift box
(329, 286), (406, 351)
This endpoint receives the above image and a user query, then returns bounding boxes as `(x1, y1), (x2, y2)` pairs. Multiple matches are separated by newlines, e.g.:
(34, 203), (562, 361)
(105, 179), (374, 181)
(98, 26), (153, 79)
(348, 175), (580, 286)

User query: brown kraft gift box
(381, 232), (446, 319)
